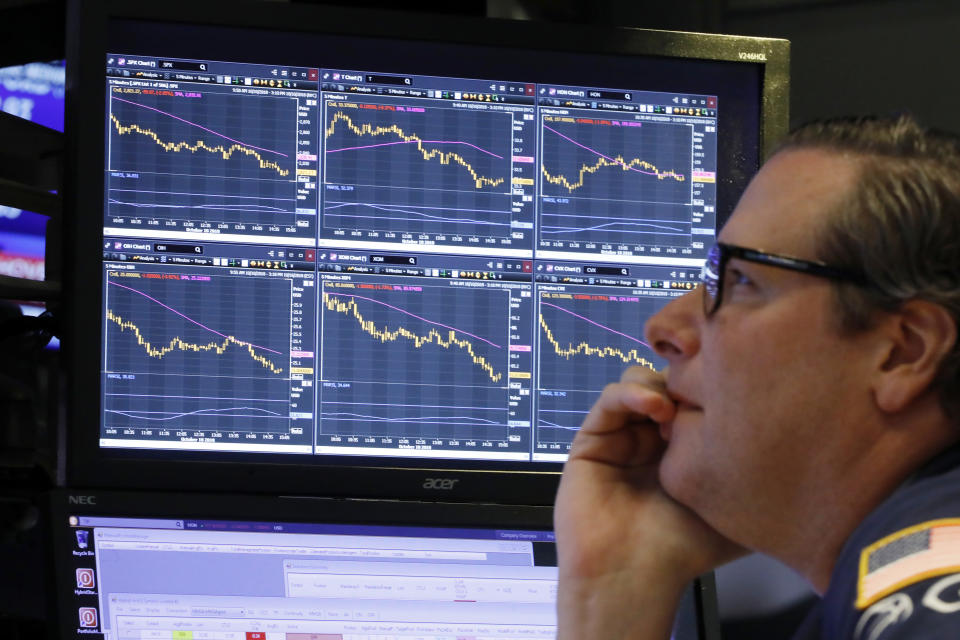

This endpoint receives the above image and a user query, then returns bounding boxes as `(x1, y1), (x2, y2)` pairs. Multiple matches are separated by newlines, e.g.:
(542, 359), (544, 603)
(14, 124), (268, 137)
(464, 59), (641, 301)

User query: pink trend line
(326, 291), (501, 349)
(326, 139), (504, 159)
(542, 124), (674, 178)
(107, 280), (282, 355)
(112, 96), (288, 158)
(541, 301), (652, 348)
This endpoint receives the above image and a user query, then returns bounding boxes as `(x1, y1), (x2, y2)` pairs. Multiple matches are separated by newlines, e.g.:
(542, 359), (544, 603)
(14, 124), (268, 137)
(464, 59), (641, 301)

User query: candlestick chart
(102, 270), (295, 435)
(319, 281), (512, 443)
(535, 290), (668, 449)
(322, 100), (515, 240)
(105, 90), (304, 233)
(538, 116), (694, 249)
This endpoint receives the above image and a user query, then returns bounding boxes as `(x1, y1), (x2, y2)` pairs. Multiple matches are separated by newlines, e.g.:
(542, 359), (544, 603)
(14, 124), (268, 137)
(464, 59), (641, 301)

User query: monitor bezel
(64, 0), (789, 504)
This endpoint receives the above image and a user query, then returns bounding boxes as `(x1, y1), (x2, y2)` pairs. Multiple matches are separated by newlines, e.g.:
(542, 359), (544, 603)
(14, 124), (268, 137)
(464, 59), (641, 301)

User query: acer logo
(423, 478), (459, 490)
(68, 495), (97, 505)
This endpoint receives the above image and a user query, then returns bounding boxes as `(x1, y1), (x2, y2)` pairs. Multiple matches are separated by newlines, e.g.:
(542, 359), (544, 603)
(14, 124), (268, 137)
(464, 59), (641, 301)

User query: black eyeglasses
(701, 242), (868, 317)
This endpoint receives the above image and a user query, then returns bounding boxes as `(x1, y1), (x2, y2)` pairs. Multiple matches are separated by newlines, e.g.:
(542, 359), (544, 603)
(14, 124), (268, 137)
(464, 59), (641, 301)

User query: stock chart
(535, 288), (669, 451)
(538, 114), (694, 250)
(96, 57), (717, 461)
(101, 266), (312, 447)
(318, 279), (518, 449)
(322, 99), (519, 243)
(105, 85), (316, 242)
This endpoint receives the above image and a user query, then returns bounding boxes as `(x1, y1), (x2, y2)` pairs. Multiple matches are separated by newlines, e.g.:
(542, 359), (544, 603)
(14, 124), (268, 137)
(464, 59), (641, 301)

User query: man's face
(647, 148), (878, 548)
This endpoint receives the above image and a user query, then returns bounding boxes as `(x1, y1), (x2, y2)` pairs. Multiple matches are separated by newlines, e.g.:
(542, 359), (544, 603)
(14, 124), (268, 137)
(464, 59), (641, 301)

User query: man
(555, 115), (960, 639)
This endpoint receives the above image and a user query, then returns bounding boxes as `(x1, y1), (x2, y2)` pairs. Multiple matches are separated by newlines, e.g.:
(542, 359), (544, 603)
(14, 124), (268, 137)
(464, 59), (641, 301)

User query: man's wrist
(556, 572), (688, 640)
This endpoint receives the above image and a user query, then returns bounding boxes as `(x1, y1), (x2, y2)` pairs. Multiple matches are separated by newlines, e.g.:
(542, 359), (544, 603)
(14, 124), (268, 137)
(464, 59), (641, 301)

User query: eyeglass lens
(702, 243), (723, 316)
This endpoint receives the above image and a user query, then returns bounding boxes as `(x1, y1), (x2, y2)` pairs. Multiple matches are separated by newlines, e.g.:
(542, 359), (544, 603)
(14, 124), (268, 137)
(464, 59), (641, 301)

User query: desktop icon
(75, 530), (89, 549)
(76, 568), (95, 589)
(78, 607), (98, 628)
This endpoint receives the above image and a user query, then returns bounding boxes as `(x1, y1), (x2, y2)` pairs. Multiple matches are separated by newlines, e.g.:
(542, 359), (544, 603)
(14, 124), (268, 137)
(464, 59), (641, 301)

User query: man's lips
(661, 391), (701, 441)
(666, 388), (699, 409)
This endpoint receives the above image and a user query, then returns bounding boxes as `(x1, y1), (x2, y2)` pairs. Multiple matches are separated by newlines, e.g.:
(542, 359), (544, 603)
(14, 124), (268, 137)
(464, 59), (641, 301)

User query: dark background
(3, 0), (958, 637)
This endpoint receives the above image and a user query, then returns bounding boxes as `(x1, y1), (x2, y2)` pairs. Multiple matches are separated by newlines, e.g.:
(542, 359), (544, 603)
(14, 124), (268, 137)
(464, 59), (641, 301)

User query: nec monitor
(48, 489), (720, 640)
(64, 0), (789, 502)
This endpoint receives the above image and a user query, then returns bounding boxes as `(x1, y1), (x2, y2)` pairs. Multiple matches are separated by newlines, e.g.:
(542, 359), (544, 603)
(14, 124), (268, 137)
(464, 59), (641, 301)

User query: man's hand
(554, 366), (744, 640)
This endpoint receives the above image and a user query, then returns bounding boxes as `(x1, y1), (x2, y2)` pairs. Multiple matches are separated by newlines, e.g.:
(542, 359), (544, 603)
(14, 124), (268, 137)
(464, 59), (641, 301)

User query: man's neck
(770, 408), (959, 594)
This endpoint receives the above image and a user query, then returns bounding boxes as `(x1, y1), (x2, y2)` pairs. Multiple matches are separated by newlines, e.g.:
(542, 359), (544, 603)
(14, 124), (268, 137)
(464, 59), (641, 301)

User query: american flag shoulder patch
(856, 518), (960, 609)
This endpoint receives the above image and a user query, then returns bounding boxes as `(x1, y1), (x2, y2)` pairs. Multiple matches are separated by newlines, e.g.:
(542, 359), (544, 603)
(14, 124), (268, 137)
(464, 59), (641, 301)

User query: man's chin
(657, 444), (702, 510)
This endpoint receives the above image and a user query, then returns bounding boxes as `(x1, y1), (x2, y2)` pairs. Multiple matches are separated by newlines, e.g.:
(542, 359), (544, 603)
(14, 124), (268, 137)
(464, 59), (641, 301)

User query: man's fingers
(619, 364), (667, 386)
(567, 375), (676, 466)
(628, 422), (667, 466)
(579, 379), (675, 436)
(568, 425), (642, 467)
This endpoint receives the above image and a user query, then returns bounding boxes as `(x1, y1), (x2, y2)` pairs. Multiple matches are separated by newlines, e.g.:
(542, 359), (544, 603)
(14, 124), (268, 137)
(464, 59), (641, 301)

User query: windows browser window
(65, 514), (558, 639)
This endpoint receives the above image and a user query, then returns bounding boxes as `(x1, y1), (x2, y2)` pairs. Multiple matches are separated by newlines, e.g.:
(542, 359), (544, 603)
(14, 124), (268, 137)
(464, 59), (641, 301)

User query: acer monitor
(64, 0), (789, 502)
(48, 489), (721, 640)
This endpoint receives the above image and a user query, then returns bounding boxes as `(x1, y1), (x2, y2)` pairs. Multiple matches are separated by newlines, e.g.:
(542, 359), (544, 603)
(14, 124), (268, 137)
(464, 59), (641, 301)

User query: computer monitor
(64, 0), (789, 502)
(0, 61), (64, 333)
(48, 489), (720, 640)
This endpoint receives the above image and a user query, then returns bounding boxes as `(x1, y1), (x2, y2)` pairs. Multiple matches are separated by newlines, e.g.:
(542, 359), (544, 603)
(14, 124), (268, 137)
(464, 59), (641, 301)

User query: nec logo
(68, 495), (97, 505)
(422, 478), (459, 490)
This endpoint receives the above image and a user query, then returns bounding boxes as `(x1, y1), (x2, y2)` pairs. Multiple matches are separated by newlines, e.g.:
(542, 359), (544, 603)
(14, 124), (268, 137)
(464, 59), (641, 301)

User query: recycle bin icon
(76, 530), (89, 549)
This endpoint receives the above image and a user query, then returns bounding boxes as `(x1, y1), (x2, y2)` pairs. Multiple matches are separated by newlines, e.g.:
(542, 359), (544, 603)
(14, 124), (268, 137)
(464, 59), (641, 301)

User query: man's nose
(644, 287), (703, 362)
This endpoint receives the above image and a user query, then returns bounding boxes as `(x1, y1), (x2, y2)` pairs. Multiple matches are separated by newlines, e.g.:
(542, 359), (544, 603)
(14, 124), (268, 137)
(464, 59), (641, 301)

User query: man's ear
(874, 300), (957, 414)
